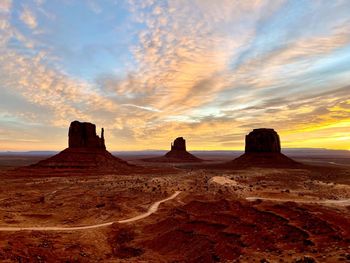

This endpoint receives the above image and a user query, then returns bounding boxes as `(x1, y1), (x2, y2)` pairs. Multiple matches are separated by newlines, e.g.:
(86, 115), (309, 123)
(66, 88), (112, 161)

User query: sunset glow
(0, 0), (349, 151)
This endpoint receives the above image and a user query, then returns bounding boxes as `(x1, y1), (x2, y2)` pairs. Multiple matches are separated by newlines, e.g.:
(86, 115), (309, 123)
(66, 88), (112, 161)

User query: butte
(143, 137), (202, 163)
(31, 121), (132, 171)
(229, 128), (299, 168)
(203, 128), (299, 169)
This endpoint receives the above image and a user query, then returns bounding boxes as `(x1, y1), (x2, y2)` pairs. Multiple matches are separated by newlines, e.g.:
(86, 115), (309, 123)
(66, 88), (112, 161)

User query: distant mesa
(143, 137), (202, 163)
(32, 121), (130, 170)
(230, 128), (298, 168)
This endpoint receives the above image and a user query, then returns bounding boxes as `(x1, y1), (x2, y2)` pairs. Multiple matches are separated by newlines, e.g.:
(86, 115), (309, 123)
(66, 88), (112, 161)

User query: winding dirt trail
(0, 191), (181, 232)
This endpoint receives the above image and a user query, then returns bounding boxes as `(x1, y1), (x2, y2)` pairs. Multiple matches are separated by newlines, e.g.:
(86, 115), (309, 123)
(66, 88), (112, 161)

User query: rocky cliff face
(245, 128), (281, 153)
(68, 121), (105, 149)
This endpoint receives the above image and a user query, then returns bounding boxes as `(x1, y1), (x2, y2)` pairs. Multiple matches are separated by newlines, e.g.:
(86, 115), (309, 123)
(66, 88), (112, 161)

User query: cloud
(126, 1), (258, 113)
(87, 0), (102, 14)
(1, 0), (350, 150)
(20, 6), (38, 29)
(0, 46), (120, 128)
(122, 104), (161, 112)
(88, 0), (350, 150)
(0, 0), (11, 13)
(0, 0), (13, 43)
(35, 0), (45, 6)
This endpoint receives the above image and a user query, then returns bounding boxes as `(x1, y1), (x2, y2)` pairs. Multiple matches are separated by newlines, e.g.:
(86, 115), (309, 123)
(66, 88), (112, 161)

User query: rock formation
(227, 128), (298, 168)
(32, 121), (130, 170)
(68, 121), (106, 149)
(164, 137), (201, 162)
(170, 137), (186, 151)
(143, 137), (202, 163)
(245, 128), (281, 153)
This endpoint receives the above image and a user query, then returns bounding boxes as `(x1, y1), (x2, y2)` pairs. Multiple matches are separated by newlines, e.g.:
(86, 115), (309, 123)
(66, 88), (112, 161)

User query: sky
(0, 0), (350, 151)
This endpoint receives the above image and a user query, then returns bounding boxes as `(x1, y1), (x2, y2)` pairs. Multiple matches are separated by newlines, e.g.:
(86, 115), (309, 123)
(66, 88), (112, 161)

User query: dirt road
(0, 191), (181, 232)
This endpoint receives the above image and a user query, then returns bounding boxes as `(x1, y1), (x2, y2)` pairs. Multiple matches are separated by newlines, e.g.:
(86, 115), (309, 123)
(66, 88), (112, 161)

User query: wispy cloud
(122, 104), (161, 112)
(20, 6), (38, 29)
(0, 0), (11, 13)
(87, 0), (102, 14)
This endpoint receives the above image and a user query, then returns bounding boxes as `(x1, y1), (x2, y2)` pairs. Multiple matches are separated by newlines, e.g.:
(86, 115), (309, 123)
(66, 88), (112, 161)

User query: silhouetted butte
(230, 128), (298, 167)
(32, 121), (129, 170)
(245, 128), (281, 153)
(68, 121), (106, 149)
(143, 137), (202, 163)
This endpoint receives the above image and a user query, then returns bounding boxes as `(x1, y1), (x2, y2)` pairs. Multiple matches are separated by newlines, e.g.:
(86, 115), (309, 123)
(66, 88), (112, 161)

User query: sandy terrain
(0, 155), (349, 262)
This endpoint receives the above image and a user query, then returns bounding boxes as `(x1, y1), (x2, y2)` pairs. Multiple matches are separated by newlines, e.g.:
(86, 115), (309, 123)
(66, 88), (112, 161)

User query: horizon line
(0, 147), (349, 153)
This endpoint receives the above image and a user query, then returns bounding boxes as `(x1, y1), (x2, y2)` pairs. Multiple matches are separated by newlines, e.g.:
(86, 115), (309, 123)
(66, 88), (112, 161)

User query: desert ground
(0, 154), (349, 262)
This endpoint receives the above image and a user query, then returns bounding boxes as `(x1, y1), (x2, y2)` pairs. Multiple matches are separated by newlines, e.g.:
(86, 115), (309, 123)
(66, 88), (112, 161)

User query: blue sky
(0, 0), (350, 150)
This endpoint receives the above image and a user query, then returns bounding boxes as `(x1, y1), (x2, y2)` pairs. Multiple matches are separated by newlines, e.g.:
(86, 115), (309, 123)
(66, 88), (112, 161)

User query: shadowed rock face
(68, 121), (105, 149)
(171, 137), (186, 151)
(245, 128), (281, 153)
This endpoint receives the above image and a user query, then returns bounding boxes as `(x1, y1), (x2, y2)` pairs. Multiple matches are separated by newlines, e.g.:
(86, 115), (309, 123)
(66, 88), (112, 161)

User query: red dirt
(134, 198), (350, 262)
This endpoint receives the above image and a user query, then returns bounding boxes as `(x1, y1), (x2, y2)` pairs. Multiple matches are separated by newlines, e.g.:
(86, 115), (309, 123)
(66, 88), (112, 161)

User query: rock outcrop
(170, 137), (186, 151)
(143, 137), (202, 163)
(32, 121), (130, 171)
(68, 121), (105, 149)
(245, 128), (281, 153)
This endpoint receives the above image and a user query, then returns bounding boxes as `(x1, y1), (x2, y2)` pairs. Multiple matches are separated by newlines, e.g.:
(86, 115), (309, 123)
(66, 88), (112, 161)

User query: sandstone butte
(32, 121), (130, 170)
(143, 137), (202, 163)
(230, 128), (299, 168)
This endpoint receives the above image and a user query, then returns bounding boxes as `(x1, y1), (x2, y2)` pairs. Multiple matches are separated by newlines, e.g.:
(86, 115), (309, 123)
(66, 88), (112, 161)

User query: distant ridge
(0, 151), (58, 156)
(1, 148), (349, 158)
